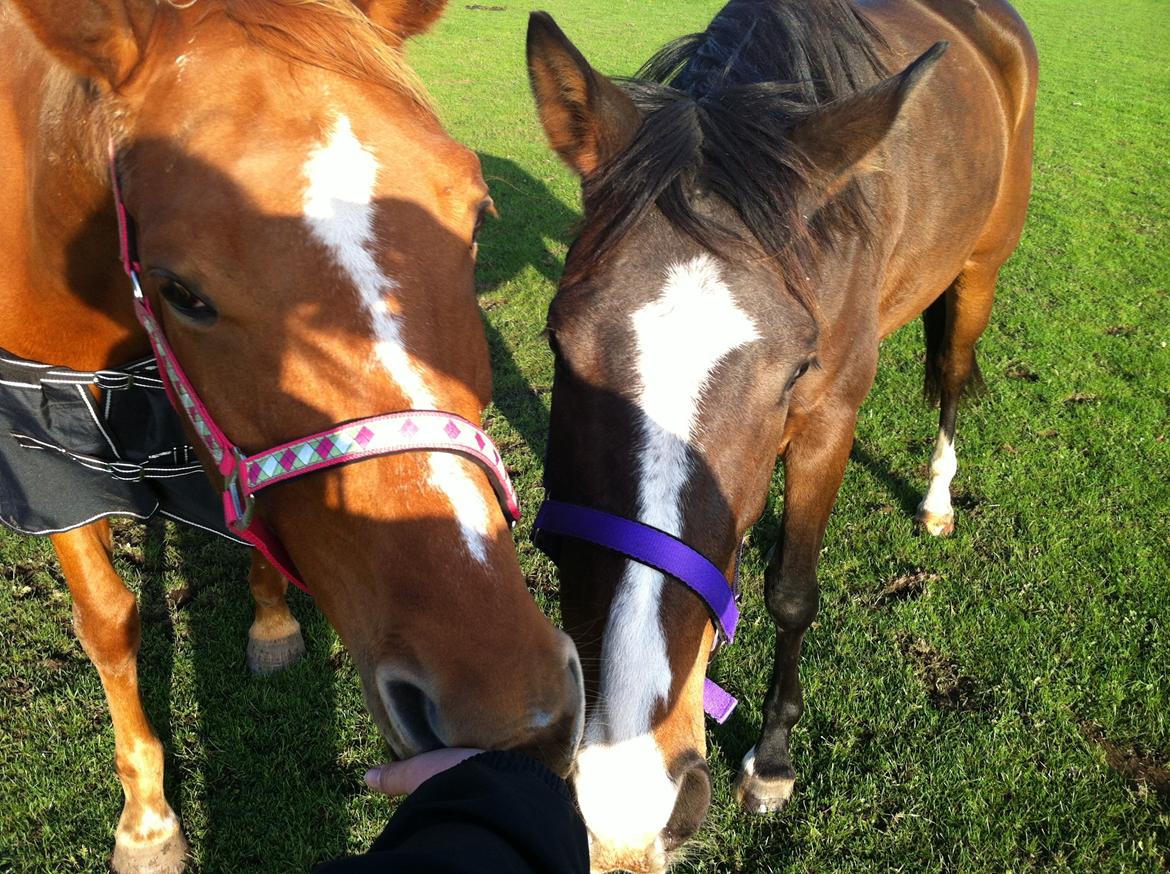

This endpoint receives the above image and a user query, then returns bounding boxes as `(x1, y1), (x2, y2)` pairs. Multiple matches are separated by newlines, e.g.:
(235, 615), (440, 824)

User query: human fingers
(363, 748), (483, 796)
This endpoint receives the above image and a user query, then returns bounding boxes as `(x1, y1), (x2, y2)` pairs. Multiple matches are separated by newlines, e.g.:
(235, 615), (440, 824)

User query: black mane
(567, 0), (888, 307)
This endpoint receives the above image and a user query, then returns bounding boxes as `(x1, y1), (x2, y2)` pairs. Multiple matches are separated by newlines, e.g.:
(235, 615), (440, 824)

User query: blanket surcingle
(0, 349), (241, 541)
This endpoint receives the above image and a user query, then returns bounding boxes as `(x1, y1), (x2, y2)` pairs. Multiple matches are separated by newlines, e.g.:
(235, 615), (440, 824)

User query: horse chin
(574, 734), (679, 874)
(587, 838), (669, 874)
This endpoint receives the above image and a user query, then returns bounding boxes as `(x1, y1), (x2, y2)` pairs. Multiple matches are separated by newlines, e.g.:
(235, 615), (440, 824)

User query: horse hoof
(917, 508), (955, 537)
(247, 629), (306, 675)
(111, 828), (189, 874)
(734, 747), (796, 815)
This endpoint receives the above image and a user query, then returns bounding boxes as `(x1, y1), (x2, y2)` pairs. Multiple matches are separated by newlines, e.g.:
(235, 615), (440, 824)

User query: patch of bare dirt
(951, 489), (981, 512)
(0, 673), (34, 702)
(167, 584), (195, 612)
(897, 633), (982, 712)
(1080, 722), (1170, 798)
(1005, 365), (1040, 382)
(873, 569), (937, 607)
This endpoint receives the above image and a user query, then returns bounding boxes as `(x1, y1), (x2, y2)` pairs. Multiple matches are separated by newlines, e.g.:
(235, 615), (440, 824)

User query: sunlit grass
(1, 1), (1167, 871)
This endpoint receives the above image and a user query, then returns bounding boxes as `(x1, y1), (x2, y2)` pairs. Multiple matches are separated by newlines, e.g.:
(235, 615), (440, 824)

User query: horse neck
(0, 30), (143, 370)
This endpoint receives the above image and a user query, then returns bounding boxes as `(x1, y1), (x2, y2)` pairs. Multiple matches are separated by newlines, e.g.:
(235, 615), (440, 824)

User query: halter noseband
(533, 499), (740, 723)
(111, 151), (519, 594)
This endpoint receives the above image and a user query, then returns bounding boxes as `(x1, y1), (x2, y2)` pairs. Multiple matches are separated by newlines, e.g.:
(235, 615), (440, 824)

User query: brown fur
(529, 0), (1036, 867)
(1, 3), (582, 871)
(353, 0), (449, 39)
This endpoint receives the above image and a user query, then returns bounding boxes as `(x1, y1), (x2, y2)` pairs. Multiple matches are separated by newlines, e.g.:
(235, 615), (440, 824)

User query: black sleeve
(314, 751), (589, 874)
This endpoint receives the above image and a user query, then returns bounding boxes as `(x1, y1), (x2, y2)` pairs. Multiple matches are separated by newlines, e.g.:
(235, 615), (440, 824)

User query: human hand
(363, 748), (484, 797)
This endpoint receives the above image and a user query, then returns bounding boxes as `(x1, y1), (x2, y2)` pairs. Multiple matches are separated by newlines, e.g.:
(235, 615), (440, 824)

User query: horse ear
(790, 41), (948, 208)
(9, 0), (155, 88)
(527, 11), (641, 177)
(353, 0), (449, 40)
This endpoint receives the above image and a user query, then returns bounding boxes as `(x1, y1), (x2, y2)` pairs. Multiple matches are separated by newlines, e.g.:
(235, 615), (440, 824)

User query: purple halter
(533, 499), (739, 723)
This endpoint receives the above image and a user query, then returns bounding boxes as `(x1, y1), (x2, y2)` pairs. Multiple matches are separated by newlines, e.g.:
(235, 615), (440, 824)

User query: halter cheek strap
(111, 150), (521, 594)
(533, 499), (741, 723)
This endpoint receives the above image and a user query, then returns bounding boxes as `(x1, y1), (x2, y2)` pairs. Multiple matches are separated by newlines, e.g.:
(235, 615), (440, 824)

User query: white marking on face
(920, 431), (957, 518)
(574, 734), (673, 867)
(577, 255), (760, 855)
(302, 115), (492, 562)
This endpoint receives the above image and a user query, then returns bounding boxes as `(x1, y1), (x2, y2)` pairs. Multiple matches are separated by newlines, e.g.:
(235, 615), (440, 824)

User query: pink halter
(111, 152), (520, 594)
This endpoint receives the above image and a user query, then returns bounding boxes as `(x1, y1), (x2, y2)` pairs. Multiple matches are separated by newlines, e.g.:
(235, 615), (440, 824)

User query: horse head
(9, 0), (584, 771)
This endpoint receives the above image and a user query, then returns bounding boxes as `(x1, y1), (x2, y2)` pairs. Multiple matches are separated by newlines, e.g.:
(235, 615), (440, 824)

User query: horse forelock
(162, 0), (435, 114)
(565, 0), (890, 318)
(31, 0), (437, 180)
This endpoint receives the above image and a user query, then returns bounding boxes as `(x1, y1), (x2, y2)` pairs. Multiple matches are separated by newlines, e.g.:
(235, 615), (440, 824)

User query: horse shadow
(475, 153), (579, 460)
(175, 525), (352, 872)
(120, 516), (348, 873)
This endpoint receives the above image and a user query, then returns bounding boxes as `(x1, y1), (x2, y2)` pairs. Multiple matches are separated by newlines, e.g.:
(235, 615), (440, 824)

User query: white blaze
(302, 115), (492, 562)
(577, 254), (760, 855)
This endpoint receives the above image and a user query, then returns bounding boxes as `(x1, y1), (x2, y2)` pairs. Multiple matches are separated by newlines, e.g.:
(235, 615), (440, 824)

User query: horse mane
(193, 0), (435, 113)
(566, 0), (888, 309)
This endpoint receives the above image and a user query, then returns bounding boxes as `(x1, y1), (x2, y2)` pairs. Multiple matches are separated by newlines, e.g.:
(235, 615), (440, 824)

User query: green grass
(2, 0), (1168, 871)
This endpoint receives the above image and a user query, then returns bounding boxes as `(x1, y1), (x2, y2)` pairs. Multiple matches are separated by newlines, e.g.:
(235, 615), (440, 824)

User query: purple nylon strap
(703, 679), (739, 724)
(533, 499), (739, 723)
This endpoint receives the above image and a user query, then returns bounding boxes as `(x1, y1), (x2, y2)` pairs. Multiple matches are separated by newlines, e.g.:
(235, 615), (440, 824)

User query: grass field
(2, 1), (1168, 871)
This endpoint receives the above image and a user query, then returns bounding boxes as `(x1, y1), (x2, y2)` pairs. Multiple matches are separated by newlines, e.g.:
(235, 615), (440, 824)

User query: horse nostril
(663, 754), (711, 852)
(560, 633), (585, 752)
(380, 679), (444, 752)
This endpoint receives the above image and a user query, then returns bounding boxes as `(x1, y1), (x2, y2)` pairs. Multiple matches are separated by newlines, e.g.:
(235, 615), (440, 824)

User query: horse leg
(736, 401), (860, 814)
(245, 553), (305, 675)
(918, 266), (998, 536)
(51, 520), (188, 874)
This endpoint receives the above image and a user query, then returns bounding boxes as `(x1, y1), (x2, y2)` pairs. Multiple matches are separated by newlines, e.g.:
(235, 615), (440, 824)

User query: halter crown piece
(533, 500), (740, 723)
(110, 148), (520, 594)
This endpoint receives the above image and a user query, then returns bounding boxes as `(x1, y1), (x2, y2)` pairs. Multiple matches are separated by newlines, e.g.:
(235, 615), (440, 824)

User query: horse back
(908, 0), (1037, 125)
(853, 0), (1037, 334)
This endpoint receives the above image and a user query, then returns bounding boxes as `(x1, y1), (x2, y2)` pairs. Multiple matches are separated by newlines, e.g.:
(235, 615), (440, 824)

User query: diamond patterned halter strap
(111, 149), (520, 594)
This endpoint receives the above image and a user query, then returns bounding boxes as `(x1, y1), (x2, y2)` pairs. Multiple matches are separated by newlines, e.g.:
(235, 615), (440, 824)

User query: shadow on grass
(476, 154), (579, 459)
(477, 153), (577, 289)
(175, 527), (352, 872)
(850, 438), (922, 519)
(134, 519), (182, 826)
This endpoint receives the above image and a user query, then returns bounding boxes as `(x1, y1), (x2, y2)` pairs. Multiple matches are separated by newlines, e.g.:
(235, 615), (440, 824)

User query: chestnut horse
(0, 1), (583, 871)
(527, 0), (1035, 869)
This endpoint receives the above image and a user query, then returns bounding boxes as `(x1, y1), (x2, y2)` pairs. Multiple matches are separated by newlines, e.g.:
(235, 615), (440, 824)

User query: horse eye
(544, 328), (562, 357)
(786, 358), (814, 392)
(475, 198), (495, 240)
(156, 274), (216, 323)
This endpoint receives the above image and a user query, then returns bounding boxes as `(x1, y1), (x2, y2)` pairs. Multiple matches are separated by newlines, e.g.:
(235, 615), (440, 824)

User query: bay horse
(0, 1), (584, 871)
(527, 0), (1036, 869)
